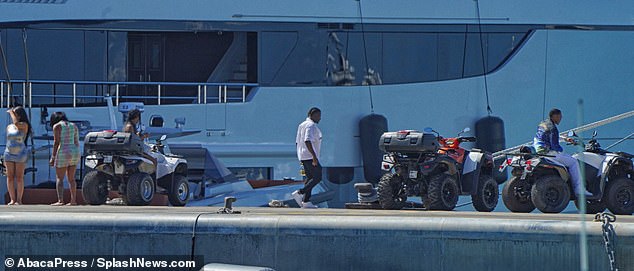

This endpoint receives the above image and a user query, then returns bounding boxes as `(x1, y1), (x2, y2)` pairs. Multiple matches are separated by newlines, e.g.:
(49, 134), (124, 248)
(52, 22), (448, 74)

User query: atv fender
(175, 163), (188, 176)
(462, 151), (485, 194)
(601, 156), (634, 185)
(421, 156), (460, 180)
(537, 158), (570, 182)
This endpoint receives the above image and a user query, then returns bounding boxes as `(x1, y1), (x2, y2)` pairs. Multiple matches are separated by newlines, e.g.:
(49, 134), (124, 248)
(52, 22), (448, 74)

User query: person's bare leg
(5, 161), (16, 205)
(14, 162), (26, 204)
(51, 166), (66, 205)
(66, 165), (77, 205)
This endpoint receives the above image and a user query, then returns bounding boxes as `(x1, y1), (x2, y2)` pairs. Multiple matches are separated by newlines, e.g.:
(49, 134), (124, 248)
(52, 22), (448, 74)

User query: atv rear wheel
(574, 199), (606, 214)
(605, 177), (634, 215)
(531, 175), (570, 213)
(424, 174), (459, 211)
(82, 171), (109, 205)
(168, 174), (189, 206)
(377, 173), (407, 210)
(472, 174), (499, 212)
(124, 172), (155, 206)
(502, 177), (535, 213)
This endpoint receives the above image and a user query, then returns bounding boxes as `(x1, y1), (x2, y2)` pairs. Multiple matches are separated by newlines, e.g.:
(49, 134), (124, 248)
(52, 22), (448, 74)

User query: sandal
(65, 202), (77, 206)
(50, 202), (64, 206)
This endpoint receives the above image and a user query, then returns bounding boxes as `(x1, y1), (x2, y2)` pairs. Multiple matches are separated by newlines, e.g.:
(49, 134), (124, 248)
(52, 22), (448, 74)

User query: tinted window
(264, 25), (529, 86)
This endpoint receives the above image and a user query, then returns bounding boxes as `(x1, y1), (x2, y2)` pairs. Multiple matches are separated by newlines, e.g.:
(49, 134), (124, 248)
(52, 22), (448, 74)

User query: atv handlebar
(501, 152), (556, 158)
(438, 136), (477, 149)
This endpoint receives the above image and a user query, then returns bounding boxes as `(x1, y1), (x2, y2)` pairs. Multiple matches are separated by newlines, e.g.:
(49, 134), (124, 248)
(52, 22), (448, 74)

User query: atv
(500, 131), (634, 214)
(82, 130), (190, 206)
(378, 127), (498, 212)
(570, 131), (634, 215)
(377, 129), (440, 210)
(499, 148), (568, 213)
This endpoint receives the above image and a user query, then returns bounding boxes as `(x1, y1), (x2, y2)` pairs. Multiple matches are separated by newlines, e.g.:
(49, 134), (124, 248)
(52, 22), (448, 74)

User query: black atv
(378, 128), (498, 212)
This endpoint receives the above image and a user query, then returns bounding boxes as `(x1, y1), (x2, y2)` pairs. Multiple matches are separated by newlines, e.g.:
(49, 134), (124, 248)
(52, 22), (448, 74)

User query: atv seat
(519, 145), (536, 154)
(518, 145), (537, 159)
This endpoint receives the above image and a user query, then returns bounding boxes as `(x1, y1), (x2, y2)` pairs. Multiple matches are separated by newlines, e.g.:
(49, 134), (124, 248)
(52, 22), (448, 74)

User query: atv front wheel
(377, 173), (407, 210)
(168, 174), (189, 206)
(424, 174), (459, 211)
(502, 177), (535, 213)
(531, 175), (570, 213)
(82, 171), (109, 205)
(472, 174), (499, 212)
(124, 172), (155, 206)
(605, 177), (634, 215)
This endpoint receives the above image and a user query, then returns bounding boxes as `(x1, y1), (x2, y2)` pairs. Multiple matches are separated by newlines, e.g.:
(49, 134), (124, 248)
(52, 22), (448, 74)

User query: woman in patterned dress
(49, 112), (80, 206)
(4, 106), (32, 205)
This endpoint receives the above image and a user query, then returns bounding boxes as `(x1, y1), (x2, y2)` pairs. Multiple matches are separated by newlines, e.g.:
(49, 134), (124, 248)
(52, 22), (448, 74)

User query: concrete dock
(0, 206), (633, 271)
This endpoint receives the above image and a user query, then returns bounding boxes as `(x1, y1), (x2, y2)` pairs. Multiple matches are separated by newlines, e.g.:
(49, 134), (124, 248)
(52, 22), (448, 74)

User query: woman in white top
(4, 106), (32, 205)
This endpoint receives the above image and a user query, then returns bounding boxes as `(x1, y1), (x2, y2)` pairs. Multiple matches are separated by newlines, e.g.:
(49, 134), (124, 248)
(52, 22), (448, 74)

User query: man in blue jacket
(534, 108), (591, 196)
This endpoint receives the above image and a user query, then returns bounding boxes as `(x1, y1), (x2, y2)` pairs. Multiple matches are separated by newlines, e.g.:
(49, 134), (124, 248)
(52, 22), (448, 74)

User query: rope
(475, 0), (492, 115)
(357, 0), (375, 113)
(22, 28), (36, 183)
(190, 212), (215, 271)
(541, 32), (549, 119)
(605, 131), (634, 151)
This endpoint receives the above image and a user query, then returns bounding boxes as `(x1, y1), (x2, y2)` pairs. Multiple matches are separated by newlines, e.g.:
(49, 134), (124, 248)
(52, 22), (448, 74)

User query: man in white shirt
(292, 107), (322, 208)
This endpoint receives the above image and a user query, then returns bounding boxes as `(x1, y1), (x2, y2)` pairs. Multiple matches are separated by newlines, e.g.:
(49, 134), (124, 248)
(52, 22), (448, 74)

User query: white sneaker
(301, 201), (317, 208)
(291, 190), (303, 206)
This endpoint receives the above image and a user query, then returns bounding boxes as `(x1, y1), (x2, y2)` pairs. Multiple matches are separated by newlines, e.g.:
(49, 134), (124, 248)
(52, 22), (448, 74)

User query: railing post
(242, 85), (246, 103)
(157, 84), (161, 105)
(7, 83), (10, 108)
(1, 81), (3, 108)
(223, 85), (227, 103)
(204, 85), (207, 104)
(22, 82), (26, 107)
(29, 82), (32, 109)
(115, 84), (119, 106)
(197, 85), (201, 104)
(218, 85), (221, 103)
(73, 82), (77, 107)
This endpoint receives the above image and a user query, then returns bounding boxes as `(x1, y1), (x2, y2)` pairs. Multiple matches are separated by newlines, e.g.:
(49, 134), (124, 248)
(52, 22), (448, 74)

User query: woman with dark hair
(123, 109), (157, 174)
(4, 106), (32, 205)
(49, 112), (80, 206)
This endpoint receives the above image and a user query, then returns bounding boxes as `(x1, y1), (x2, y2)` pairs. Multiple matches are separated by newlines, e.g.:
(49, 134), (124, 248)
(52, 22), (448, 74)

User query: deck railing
(0, 80), (258, 108)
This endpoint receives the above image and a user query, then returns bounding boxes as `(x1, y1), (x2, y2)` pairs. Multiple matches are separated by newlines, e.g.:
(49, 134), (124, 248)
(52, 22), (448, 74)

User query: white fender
(573, 152), (604, 170)
(464, 151), (483, 174)
(602, 154), (620, 176)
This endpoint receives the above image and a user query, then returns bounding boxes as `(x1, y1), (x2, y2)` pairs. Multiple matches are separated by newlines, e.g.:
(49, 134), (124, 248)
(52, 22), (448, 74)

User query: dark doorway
(127, 32), (234, 104)
(247, 32), (258, 83)
(127, 33), (165, 104)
